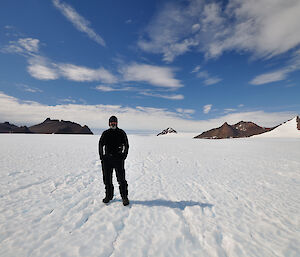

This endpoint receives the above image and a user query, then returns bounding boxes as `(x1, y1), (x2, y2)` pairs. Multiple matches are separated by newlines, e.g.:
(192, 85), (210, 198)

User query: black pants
(101, 158), (128, 199)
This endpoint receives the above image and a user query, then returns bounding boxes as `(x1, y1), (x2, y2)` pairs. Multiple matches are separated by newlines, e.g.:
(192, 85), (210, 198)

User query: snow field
(0, 134), (300, 257)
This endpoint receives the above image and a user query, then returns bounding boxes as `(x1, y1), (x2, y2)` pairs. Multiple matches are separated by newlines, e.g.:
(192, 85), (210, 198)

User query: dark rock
(13, 126), (32, 133)
(0, 122), (32, 133)
(157, 127), (177, 136)
(194, 121), (274, 139)
(297, 116), (300, 130)
(0, 122), (18, 133)
(29, 119), (93, 134)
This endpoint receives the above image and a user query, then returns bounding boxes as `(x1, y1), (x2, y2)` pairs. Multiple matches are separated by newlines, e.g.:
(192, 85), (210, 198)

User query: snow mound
(253, 116), (300, 138)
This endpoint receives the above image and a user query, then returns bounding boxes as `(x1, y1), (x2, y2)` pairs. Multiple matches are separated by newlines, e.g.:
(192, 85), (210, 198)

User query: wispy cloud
(191, 65), (201, 73)
(57, 63), (117, 83)
(139, 0), (300, 62)
(96, 85), (134, 92)
(140, 91), (184, 100)
(224, 108), (237, 114)
(176, 108), (195, 115)
(3, 37), (185, 99)
(195, 69), (222, 86)
(24, 54), (117, 83)
(203, 104), (212, 114)
(1, 92), (296, 132)
(17, 84), (43, 93)
(57, 98), (77, 104)
(250, 50), (300, 85)
(250, 69), (288, 85)
(52, 0), (105, 47)
(27, 56), (59, 80)
(121, 63), (183, 89)
(175, 108), (195, 118)
(1, 38), (40, 55)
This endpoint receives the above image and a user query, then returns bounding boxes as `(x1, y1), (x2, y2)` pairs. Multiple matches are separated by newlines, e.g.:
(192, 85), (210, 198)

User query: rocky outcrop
(233, 121), (273, 137)
(0, 122), (32, 133)
(194, 121), (273, 139)
(0, 118), (93, 134)
(297, 116), (300, 130)
(157, 127), (177, 136)
(29, 118), (93, 134)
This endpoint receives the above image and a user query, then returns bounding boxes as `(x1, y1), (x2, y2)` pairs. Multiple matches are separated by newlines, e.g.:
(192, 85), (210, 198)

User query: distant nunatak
(0, 118), (93, 135)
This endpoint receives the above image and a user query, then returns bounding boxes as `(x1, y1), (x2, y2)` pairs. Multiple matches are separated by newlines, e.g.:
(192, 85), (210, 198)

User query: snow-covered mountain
(253, 116), (300, 138)
(157, 127), (177, 136)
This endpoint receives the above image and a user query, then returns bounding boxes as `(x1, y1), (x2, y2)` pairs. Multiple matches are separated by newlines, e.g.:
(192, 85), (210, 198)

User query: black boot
(122, 197), (130, 206)
(103, 195), (113, 203)
(103, 185), (114, 203)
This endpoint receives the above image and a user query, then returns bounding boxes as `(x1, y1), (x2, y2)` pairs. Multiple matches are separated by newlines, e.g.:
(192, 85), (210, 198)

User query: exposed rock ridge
(194, 121), (273, 139)
(0, 118), (93, 134)
(0, 122), (32, 133)
(29, 118), (93, 134)
(157, 127), (177, 136)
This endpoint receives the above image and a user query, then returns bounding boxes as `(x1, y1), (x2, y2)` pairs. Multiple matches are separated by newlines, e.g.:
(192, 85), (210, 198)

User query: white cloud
(250, 49), (300, 85)
(196, 70), (222, 86)
(203, 104), (212, 114)
(0, 92), (297, 133)
(176, 108), (195, 114)
(27, 56), (59, 80)
(96, 85), (134, 92)
(25, 56), (117, 83)
(224, 108), (237, 113)
(58, 64), (117, 83)
(52, 0), (105, 47)
(17, 84), (43, 93)
(121, 63), (183, 89)
(250, 69), (288, 85)
(140, 92), (184, 100)
(1, 38), (40, 55)
(18, 38), (39, 53)
(58, 98), (77, 104)
(204, 77), (222, 86)
(138, 0), (300, 61)
(4, 25), (14, 29)
(191, 65), (201, 73)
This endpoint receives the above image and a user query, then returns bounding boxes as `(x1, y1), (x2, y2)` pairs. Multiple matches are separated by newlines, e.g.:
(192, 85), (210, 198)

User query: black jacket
(99, 127), (129, 161)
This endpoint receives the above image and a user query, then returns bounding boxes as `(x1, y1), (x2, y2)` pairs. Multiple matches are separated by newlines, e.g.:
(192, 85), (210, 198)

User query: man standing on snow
(99, 116), (129, 206)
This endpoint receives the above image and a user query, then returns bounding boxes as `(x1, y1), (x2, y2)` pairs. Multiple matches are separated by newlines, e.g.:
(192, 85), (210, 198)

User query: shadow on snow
(129, 199), (213, 210)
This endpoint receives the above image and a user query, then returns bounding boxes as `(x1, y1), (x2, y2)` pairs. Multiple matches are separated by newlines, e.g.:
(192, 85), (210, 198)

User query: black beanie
(109, 116), (118, 123)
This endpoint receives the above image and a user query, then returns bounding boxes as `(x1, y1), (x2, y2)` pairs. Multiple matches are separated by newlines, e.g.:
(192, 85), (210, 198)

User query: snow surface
(254, 117), (300, 138)
(0, 134), (300, 257)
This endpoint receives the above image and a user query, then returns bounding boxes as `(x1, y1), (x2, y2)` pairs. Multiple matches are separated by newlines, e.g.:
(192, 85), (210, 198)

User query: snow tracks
(0, 134), (300, 257)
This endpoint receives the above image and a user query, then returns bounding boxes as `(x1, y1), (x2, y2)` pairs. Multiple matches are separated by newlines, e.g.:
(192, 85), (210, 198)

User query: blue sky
(0, 0), (300, 133)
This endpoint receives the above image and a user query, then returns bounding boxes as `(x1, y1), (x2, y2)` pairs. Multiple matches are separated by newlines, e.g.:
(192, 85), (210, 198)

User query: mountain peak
(195, 120), (272, 139)
(157, 127), (177, 136)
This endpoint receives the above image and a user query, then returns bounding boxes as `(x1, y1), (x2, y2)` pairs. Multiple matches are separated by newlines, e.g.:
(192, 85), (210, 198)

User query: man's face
(109, 121), (117, 129)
